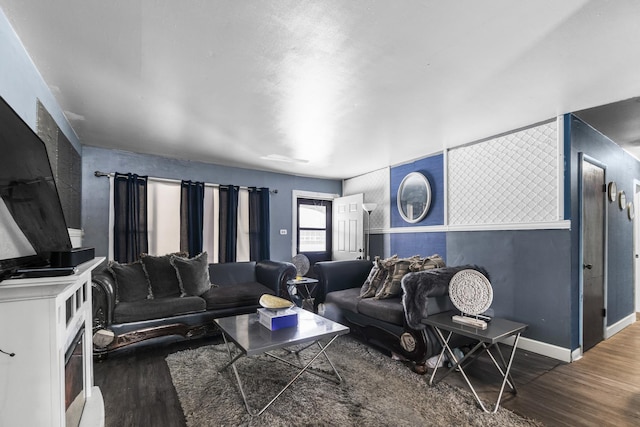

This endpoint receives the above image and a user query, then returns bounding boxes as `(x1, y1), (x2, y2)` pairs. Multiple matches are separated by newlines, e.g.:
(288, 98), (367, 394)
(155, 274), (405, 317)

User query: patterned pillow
(375, 255), (421, 299)
(409, 254), (446, 272)
(170, 251), (211, 297)
(359, 260), (379, 298)
(107, 260), (152, 303)
(360, 255), (396, 298)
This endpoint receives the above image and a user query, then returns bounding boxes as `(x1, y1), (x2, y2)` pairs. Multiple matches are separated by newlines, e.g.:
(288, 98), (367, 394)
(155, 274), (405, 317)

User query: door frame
(634, 179), (640, 312)
(291, 190), (339, 258)
(578, 153), (608, 355)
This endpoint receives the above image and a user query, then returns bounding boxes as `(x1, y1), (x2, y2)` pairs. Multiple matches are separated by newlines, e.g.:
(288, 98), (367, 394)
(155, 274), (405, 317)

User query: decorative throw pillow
(375, 255), (420, 299)
(170, 251), (211, 297)
(409, 254), (446, 272)
(140, 252), (186, 299)
(361, 255), (397, 299)
(359, 259), (379, 298)
(107, 260), (152, 303)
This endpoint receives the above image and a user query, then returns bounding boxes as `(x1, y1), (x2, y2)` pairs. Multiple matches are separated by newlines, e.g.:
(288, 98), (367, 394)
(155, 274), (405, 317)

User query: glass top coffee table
(214, 306), (349, 416)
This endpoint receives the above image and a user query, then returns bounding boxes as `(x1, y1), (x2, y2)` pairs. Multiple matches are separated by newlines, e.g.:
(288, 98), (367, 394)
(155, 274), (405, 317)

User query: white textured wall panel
(343, 168), (390, 231)
(448, 121), (559, 225)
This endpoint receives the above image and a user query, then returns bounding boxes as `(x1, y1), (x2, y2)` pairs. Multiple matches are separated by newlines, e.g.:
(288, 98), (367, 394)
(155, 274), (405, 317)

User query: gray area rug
(166, 336), (541, 426)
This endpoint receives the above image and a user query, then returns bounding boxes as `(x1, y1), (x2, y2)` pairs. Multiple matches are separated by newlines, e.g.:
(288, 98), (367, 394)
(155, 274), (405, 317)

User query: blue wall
(389, 154), (447, 260)
(569, 115), (640, 348)
(447, 230), (572, 347)
(390, 154), (445, 227)
(82, 146), (342, 262)
(387, 154), (573, 346)
(383, 116), (640, 351)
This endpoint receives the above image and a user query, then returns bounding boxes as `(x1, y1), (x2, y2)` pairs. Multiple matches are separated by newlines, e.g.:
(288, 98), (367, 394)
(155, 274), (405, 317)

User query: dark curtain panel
(113, 173), (148, 263)
(218, 185), (239, 263)
(249, 187), (270, 261)
(180, 180), (205, 257)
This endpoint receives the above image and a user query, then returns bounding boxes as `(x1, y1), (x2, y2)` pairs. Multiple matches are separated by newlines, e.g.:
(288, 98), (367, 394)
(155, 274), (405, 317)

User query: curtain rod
(94, 171), (278, 194)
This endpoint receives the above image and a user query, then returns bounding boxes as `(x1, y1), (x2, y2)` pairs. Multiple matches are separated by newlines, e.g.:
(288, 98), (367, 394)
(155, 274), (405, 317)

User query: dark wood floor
(95, 320), (640, 426)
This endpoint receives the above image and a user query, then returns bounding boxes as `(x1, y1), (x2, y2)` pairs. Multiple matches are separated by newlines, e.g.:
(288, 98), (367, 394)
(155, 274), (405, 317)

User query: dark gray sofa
(92, 255), (296, 355)
(314, 259), (474, 371)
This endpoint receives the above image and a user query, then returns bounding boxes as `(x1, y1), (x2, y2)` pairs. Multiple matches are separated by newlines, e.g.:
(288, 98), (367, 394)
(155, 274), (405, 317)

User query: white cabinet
(0, 258), (105, 427)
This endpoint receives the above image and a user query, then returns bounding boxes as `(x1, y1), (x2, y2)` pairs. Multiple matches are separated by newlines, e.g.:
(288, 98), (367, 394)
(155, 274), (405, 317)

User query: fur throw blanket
(401, 265), (489, 330)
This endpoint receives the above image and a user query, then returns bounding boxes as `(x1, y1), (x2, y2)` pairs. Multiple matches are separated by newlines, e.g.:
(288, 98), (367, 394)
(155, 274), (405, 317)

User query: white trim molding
(605, 312), (636, 339)
(501, 335), (573, 363)
(381, 220), (571, 235)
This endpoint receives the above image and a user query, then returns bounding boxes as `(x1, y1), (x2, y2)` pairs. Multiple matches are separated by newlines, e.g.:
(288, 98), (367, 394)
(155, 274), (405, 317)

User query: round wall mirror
(397, 172), (432, 223)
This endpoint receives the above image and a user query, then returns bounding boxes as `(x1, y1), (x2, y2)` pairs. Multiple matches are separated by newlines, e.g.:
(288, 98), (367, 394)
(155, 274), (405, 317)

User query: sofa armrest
(92, 270), (116, 330)
(255, 260), (297, 297)
(314, 259), (373, 306)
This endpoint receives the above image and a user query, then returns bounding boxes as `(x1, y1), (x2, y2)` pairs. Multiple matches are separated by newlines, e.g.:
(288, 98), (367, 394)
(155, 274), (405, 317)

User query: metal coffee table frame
(423, 311), (527, 413)
(214, 307), (350, 416)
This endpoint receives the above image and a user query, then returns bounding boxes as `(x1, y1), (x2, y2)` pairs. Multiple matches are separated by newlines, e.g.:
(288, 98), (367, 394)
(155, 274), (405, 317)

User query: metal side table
(287, 277), (319, 311)
(423, 311), (527, 413)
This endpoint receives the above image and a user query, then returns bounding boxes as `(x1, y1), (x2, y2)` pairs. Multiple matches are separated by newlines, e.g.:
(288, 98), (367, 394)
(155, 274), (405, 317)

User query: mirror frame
(397, 172), (432, 223)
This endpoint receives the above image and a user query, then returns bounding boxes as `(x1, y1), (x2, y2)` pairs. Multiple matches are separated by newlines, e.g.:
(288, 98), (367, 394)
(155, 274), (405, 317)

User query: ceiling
(2, 1), (640, 179)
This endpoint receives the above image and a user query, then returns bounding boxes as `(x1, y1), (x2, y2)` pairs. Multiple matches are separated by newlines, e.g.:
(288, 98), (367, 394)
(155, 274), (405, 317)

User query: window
(297, 198), (332, 254)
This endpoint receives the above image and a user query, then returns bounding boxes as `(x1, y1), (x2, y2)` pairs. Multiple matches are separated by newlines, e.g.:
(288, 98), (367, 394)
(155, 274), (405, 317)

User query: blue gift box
(257, 308), (298, 330)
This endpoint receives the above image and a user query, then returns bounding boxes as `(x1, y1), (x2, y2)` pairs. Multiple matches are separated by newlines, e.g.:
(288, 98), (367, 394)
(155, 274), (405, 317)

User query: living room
(2, 2), (640, 426)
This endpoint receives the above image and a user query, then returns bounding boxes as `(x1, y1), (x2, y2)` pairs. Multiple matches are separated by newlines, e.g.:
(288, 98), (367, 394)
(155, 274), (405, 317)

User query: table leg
(428, 327), (522, 413)
(483, 342), (517, 393)
(219, 334), (343, 416)
(489, 333), (522, 413)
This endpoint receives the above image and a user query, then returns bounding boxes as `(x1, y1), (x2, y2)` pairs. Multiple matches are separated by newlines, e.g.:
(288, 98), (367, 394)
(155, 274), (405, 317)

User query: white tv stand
(0, 258), (105, 427)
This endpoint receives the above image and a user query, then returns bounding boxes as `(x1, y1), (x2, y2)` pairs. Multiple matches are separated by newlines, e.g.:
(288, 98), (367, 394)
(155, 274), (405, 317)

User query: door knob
(583, 263), (593, 270)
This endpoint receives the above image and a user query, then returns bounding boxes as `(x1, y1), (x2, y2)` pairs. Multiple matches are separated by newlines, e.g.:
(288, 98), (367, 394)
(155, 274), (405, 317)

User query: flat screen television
(0, 96), (72, 280)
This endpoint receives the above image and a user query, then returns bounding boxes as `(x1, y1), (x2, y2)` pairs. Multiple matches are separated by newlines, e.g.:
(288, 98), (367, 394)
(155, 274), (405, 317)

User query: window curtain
(218, 185), (239, 263)
(180, 180), (205, 257)
(249, 187), (270, 261)
(202, 186), (219, 263)
(113, 173), (148, 263)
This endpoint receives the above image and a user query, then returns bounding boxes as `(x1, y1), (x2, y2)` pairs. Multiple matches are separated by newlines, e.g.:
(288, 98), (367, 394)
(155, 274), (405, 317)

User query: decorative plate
(608, 182), (617, 202)
(618, 191), (626, 210)
(292, 253), (310, 277)
(448, 269), (493, 315)
(259, 294), (294, 310)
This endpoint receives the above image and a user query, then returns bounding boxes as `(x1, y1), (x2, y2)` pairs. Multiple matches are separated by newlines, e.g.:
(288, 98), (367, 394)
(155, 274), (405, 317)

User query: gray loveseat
(91, 252), (296, 355)
(314, 257), (482, 372)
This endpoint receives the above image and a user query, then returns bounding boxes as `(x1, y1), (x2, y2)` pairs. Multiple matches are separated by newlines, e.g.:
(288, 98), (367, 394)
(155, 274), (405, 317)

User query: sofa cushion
(108, 260), (152, 303)
(113, 296), (206, 323)
(359, 259), (382, 298)
(325, 287), (361, 314)
(376, 254), (446, 300)
(360, 255), (396, 298)
(141, 253), (185, 298)
(357, 296), (405, 325)
(200, 281), (273, 310)
(171, 252), (211, 296)
(409, 254), (446, 272)
(375, 258), (414, 299)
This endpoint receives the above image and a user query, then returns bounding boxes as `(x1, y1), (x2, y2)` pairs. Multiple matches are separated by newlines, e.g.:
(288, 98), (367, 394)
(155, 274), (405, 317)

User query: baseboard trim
(500, 335), (573, 363)
(501, 313), (637, 363)
(605, 312), (636, 339)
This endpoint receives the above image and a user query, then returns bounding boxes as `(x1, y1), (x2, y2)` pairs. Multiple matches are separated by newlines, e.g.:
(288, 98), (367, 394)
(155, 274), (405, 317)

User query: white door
(332, 193), (364, 261)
